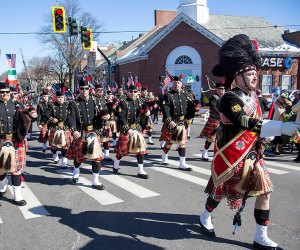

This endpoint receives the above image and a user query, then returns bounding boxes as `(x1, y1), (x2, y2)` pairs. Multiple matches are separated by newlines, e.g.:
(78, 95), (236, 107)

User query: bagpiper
(66, 80), (105, 190)
(48, 91), (72, 168)
(113, 84), (149, 179)
(0, 82), (37, 206)
(199, 34), (299, 250)
(199, 82), (225, 161)
(160, 76), (196, 171)
(94, 83), (112, 161)
(37, 90), (53, 152)
(106, 90), (118, 149)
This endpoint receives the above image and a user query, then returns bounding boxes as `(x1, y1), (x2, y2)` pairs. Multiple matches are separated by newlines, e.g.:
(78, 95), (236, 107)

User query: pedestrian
(66, 80), (105, 190)
(0, 82), (37, 206)
(199, 34), (299, 250)
(160, 76), (196, 171)
(199, 82), (225, 161)
(291, 96), (300, 162)
(256, 89), (268, 118)
(113, 84), (149, 179)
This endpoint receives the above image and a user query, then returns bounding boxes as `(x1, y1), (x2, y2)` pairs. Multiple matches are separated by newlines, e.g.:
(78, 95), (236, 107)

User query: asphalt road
(0, 118), (299, 250)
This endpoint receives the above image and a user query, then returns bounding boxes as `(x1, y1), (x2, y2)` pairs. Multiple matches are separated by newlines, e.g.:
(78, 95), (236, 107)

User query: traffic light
(81, 27), (92, 50)
(52, 6), (66, 33)
(68, 17), (78, 36)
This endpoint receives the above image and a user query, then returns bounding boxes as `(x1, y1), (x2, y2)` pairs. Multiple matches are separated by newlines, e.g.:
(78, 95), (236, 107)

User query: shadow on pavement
(39, 206), (252, 250)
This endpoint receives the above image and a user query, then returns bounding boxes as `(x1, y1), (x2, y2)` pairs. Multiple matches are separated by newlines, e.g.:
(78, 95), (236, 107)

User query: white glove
(281, 122), (300, 136)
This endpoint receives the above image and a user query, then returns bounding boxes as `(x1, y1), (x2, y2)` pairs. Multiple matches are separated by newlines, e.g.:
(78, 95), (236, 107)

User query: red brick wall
(117, 22), (222, 96)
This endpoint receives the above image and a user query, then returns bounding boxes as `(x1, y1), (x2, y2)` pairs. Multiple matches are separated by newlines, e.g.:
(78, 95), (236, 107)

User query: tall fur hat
(212, 34), (261, 89)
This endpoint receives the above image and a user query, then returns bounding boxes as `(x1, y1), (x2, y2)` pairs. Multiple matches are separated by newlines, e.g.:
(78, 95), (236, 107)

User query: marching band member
(66, 80), (105, 190)
(199, 82), (225, 160)
(113, 84), (149, 179)
(37, 90), (53, 152)
(48, 91), (71, 168)
(160, 76), (196, 171)
(199, 34), (299, 250)
(0, 82), (37, 206)
(140, 86), (154, 145)
(94, 83), (112, 161)
(106, 90), (118, 150)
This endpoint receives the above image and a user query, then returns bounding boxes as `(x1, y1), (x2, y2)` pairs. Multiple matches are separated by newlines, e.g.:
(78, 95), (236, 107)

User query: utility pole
(19, 48), (32, 89)
(97, 47), (111, 88)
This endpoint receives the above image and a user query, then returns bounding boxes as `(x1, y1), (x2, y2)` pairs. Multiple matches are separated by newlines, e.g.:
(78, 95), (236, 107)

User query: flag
(162, 70), (172, 93)
(51, 86), (56, 96)
(6, 54), (16, 68)
(7, 69), (18, 84)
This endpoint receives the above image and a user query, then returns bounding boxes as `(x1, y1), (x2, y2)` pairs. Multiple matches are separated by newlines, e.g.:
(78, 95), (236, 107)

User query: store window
(281, 75), (292, 90)
(261, 75), (272, 94)
(175, 55), (193, 64)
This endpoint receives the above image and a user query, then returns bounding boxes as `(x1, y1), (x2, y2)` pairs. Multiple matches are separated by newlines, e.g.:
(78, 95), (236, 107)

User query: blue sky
(0, 0), (299, 75)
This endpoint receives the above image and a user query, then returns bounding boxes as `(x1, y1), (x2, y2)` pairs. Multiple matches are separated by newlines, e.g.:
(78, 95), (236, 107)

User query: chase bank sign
(261, 57), (293, 69)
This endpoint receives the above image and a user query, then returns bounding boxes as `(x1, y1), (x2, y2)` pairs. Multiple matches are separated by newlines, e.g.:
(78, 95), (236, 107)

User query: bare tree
(40, 0), (102, 91)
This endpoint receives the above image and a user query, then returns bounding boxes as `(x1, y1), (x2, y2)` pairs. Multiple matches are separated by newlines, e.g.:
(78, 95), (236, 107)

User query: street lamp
(102, 69), (106, 88)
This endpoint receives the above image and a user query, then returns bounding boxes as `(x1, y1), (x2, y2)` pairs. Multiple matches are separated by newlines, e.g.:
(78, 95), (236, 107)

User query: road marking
(152, 158), (211, 176)
(193, 154), (289, 175)
(100, 170), (160, 198)
(264, 161), (300, 172)
(57, 169), (123, 206)
(144, 160), (208, 186)
(0, 217), (3, 224)
(7, 183), (50, 219)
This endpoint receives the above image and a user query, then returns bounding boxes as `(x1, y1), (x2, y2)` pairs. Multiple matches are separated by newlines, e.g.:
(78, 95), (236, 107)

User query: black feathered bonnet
(212, 34), (261, 89)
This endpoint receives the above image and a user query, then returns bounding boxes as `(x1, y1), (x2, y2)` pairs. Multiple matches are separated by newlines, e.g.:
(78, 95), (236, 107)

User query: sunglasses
(130, 90), (138, 93)
(11, 92), (18, 95)
(0, 91), (10, 94)
(96, 89), (103, 92)
(80, 87), (89, 90)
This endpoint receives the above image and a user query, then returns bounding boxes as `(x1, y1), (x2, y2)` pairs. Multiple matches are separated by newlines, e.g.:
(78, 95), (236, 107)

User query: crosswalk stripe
(57, 169), (123, 205)
(0, 217), (3, 224)
(156, 158), (211, 175)
(100, 170), (160, 198)
(193, 154), (289, 175)
(264, 161), (300, 171)
(144, 160), (208, 186)
(7, 183), (50, 219)
(147, 166), (208, 186)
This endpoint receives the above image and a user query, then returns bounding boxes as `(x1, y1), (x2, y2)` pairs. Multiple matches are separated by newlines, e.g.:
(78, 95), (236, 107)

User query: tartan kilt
(38, 125), (49, 143)
(115, 132), (147, 158)
(199, 117), (220, 140)
(66, 133), (103, 164)
(48, 128), (72, 150)
(159, 123), (188, 145)
(0, 139), (27, 175)
(205, 159), (273, 209)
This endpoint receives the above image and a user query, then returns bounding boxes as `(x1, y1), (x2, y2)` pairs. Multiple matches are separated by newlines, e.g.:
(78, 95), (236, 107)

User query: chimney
(155, 10), (177, 26)
(177, 0), (209, 24)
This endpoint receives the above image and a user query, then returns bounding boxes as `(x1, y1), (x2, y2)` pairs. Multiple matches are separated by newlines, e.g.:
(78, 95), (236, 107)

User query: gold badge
(231, 104), (241, 112)
(118, 107), (122, 112)
(162, 100), (166, 105)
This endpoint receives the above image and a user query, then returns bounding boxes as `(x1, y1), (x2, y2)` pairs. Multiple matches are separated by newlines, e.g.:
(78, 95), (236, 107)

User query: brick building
(98, 0), (300, 99)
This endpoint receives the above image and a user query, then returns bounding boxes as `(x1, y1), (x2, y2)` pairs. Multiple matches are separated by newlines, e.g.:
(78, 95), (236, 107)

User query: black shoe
(293, 157), (300, 163)
(92, 184), (105, 190)
(162, 162), (169, 166)
(113, 168), (119, 174)
(42, 149), (46, 153)
(54, 160), (59, 164)
(0, 189), (7, 197)
(137, 173), (149, 179)
(14, 199), (27, 206)
(179, 167), (193, 172)
(199, 219), (216, 237)
(202, 156), (209, 161)
(148, 142), (154, 145)
(252, 241), (283, 250)
(72, 177), (79, 183)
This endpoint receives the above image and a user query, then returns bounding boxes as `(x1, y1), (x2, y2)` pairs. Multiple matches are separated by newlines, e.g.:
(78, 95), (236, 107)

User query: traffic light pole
(97, 47), (111, 88)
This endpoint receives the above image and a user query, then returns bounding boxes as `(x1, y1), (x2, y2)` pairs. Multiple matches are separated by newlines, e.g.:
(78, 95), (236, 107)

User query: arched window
(175, 55), (193, 64)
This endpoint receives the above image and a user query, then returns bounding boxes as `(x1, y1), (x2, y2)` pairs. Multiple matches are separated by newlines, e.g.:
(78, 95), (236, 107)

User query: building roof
(116, 12), (299, 64)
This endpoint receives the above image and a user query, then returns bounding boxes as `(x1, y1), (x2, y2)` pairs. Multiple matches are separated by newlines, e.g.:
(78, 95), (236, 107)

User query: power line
(0, 24), (299, 35)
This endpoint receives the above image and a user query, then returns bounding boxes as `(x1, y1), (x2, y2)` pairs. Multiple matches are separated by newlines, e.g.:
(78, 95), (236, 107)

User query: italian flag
(8, 68), (18, 84)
